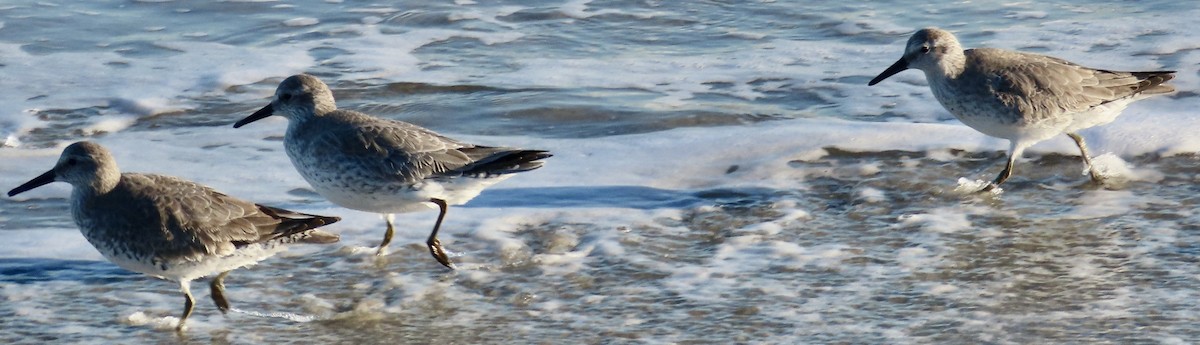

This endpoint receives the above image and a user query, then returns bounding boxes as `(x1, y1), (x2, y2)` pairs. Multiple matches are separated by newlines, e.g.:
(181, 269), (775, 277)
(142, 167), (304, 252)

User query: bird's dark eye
(65, 158), (77, 166)
(279, 93), (293, 101)
(920, 45), (931, 53)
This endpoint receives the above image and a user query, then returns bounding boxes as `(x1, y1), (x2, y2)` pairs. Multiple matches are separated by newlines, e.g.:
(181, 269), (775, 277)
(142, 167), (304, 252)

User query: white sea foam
(282, 17), (319, 27)
(0, 40), (313, 143)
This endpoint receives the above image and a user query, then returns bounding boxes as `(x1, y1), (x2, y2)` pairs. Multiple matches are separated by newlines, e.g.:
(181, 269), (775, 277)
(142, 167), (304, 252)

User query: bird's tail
(1129, 71), (1176, 95)
(452, 148), (553, 178)
(257, 205), (341, 244)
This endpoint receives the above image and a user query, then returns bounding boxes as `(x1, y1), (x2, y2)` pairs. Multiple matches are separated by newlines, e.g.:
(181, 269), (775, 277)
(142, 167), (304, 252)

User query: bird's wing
(109, 174), (335, 260)
(969, 48), (1174, 120)
(298, 112), (481, 182)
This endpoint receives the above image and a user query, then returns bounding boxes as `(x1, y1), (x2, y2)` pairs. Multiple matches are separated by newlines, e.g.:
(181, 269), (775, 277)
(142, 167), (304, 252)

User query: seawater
(1, 0), (1198, 344)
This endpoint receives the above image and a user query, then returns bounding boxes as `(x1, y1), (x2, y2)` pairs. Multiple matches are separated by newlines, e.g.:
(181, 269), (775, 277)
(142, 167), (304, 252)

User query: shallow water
(1, 0), (1199, 344)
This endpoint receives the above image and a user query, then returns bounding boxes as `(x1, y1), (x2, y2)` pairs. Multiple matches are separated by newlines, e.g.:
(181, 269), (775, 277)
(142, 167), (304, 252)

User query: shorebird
(868, 27), (1175, 191)
(233, 74), (550, 269)
(7, 141), (340, 331)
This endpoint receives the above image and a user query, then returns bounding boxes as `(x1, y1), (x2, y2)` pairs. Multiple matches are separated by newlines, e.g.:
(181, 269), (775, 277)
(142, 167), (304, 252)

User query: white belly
(91, 240), (287, 282)
(306, 173), (511, 214)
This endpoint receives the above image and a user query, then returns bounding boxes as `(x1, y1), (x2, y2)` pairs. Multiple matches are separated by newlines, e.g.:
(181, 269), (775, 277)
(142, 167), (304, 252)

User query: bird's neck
(82, 171), (121, 196)
(932, 51), (967, 80)
(315, 102), (336, 116)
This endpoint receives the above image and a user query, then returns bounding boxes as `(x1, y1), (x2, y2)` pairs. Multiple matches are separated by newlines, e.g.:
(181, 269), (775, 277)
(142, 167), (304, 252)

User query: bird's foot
(428, 238), (454, 269)
(954, 177), (1001, 195)
(977, 182), (1002, 194)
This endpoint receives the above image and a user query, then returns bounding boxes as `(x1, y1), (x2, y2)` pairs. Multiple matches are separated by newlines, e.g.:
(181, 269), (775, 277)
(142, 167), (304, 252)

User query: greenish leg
(1067, 133), (1103, 182)
(176, 281), (195, 331)
(376, 214), (395, 256)
(210, 271), (232, 314)
(981, 153), (1016, 192)
(427, 199), (454, 269)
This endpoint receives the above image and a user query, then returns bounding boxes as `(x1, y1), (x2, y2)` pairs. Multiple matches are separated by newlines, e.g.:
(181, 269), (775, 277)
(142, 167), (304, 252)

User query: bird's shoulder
(114, 173), (277, 253)
(297, 110), (470, 157)
(964, 48), (1112, 113)
(965, 48), (1085, 78)
(118, 173), (252, 215)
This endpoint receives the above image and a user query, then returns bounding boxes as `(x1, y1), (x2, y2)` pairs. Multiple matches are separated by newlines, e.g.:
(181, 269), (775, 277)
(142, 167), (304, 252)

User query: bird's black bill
(868, 57), (909, 86)
(8, 169), (55, 197)
(233, 104), (275, 128)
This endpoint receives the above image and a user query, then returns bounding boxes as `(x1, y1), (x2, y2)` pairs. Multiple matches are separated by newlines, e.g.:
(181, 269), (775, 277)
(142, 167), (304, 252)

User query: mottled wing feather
(112, 174), (328, 260)
(968, 48), (1174, 119)
(302, 110), (481, 183)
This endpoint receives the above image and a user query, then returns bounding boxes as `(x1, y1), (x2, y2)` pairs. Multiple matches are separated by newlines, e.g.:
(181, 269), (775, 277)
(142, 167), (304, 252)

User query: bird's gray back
(286, 110), (485, 186)
(74, 173), (299, 263)
(951, 48), (1172, 123)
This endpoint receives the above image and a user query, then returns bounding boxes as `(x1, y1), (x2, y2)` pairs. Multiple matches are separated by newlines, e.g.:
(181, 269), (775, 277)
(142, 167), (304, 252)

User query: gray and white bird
(234, 74), (550, 269)
(869, 27), (1175, 191)
(7, 141), (340, 331)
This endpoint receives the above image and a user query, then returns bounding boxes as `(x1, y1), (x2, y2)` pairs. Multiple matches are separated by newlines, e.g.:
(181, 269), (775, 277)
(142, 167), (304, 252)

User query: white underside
(1061, 98), (1138, 134)
(948, 96), (1140, 149)
(96, 242), (288, 282)
(929, 71), (1147, 150)
(312, 175), (511, 214)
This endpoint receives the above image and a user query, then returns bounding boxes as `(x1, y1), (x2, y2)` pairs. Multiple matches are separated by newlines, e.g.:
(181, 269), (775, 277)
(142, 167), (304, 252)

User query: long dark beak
(8, 169), (56, 197)
(868, 57), (910, 86)
(233, 104), (275, 128)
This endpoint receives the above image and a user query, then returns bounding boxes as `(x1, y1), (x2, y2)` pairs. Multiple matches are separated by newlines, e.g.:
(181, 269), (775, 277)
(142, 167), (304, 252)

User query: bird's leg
(1067, 133), (1104, 183)
(376, 214), (395, 256)
(427, 198), (454, 269)
(979, 149), (1017, 191)
(981, 156), (1015, 192)
(209, 271), (232, 314)
(981, 143), (1025, 192)
(177, 281), (195, 332)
